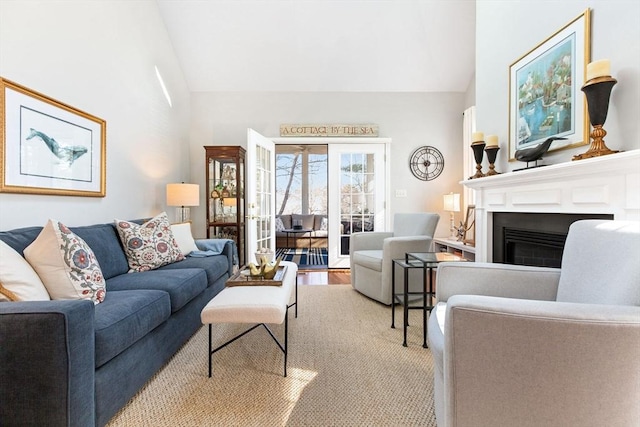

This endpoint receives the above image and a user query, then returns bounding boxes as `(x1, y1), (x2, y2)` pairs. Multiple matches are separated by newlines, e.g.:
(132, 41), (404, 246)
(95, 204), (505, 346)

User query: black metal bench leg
(208, 324), (212, 378)
(284, 308), (288, 377)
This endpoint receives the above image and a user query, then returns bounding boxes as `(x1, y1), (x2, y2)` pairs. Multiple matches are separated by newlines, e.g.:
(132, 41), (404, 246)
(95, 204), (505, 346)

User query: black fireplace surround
(493, 212), (613, 268)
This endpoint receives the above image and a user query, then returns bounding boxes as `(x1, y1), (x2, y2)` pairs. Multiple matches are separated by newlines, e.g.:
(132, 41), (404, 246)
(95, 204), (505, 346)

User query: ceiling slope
(157, 0), (475, 92)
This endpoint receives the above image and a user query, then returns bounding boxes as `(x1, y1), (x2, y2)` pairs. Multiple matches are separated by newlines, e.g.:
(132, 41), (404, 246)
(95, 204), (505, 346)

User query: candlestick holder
(484, 146), (500, 175)
(470, 141), (486, 179)
(573, 76), (619, 160)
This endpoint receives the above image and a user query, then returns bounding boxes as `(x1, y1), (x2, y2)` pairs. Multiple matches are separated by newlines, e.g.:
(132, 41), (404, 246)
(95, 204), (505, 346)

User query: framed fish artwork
(0, 78), (106, 197)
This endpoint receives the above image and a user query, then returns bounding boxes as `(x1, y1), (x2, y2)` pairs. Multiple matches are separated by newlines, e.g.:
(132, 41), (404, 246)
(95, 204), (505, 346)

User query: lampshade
(443, 193), (461, 212)
(223, 197), (237, 207)
(166, 183), (200, 207)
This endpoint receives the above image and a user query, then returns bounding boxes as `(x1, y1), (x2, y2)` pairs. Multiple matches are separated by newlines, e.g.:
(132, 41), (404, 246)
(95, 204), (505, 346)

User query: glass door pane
(246, 129), (275, 264)
(328, 144), (386, 268)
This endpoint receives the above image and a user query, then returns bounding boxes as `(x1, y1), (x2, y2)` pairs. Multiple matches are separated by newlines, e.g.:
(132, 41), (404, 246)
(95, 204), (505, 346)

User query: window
(276, 145), (327, 215)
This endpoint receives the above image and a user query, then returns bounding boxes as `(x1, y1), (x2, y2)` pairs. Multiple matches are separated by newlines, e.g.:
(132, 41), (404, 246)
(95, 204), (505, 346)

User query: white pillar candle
(472, 132), (484, 143)
(586, 59), (611, 81)
(485, 135), (499, 147)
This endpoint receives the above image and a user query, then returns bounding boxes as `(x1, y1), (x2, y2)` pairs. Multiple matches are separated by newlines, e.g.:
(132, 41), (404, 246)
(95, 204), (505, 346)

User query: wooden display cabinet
(204, 146), (246, 266)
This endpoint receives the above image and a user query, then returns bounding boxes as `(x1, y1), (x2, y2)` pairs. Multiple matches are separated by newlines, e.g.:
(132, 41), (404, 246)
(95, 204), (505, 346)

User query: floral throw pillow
(275, 217), (285, 232)
(115, 212), (185, 272)
(24, 219), (106, 304)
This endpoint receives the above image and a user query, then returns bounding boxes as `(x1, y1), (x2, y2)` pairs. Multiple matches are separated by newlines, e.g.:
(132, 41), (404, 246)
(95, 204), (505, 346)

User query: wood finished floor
(297, 269), (351, 285)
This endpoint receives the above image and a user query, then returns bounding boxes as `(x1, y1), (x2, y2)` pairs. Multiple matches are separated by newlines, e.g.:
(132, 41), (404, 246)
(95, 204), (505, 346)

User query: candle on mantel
(472, 132), (484, 143)
(485, 135), (499, 147)
(586, 59), (611, 81)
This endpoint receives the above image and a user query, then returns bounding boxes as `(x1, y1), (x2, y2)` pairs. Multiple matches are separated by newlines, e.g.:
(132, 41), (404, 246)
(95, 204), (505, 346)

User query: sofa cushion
(70, 223), (130, 279)
(115, 212), (185, 272)
(292, 214), (315, 230)
(0, 240), (50, 302)
(106, 268), (207, 313)
(352, 250), (383, 271)
(275, 217), (285, 232)
(278, 215), (292, 229)
(0, 226), (42, 255)
(158, 257), (229, 288)
(94, 289), (171, 367)
(24, 220), (106, 304)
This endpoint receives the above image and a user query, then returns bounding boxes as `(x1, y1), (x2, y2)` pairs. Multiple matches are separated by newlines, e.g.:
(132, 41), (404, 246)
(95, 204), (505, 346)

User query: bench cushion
(94, 289), (170, 367)
(201, 261), (297, 325)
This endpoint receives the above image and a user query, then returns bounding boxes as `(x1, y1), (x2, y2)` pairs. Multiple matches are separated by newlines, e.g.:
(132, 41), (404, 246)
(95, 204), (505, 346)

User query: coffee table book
(225, 265), (288, 287)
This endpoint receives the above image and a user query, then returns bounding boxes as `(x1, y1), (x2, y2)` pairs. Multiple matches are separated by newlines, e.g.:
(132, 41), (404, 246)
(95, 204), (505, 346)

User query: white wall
(0, 0), (190, 230)
(189, 91), (466, 238)
(476, 0), (640, 173)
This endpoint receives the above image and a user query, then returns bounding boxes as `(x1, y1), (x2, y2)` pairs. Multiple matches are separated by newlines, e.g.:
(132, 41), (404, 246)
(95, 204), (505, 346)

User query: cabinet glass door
(205, 146), (245, 265)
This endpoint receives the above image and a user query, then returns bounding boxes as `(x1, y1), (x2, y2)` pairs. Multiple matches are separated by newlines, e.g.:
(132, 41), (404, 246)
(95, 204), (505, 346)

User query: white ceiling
(156, 0), (476, 93)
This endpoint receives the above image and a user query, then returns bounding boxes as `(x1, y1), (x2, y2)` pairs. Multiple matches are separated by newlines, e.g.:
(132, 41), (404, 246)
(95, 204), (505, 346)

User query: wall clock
(409, 146), (444, 181)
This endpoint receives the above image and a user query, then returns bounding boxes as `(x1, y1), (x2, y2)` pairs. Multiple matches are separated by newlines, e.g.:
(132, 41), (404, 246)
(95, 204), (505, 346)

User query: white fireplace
(463, 149), (640, 262)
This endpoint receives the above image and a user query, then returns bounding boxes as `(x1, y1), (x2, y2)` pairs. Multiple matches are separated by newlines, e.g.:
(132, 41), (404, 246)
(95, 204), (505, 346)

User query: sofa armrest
(349, 231), (393, 252)
(382, 236), (433, 262)
(0, 300), (95, 427)
(195, 238), (238, 275)
(444, 295), (640, 426)
(436, 262), (560, 303)
(221, 239), (238, 275)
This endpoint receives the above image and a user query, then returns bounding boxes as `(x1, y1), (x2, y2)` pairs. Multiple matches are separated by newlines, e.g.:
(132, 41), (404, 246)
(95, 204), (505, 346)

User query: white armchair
(427, 220), (640, 427)
(350, 213), (439, 304)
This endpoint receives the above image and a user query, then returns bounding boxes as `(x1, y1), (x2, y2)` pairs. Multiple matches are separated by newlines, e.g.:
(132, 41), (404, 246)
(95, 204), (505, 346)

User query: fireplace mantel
(462, 149), (640, 262)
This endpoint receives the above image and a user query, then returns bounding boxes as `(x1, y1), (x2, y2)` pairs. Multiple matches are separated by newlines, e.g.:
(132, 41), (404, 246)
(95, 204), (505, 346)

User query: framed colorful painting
(508, 9), (591, 161)
(0, 78), (106, 196)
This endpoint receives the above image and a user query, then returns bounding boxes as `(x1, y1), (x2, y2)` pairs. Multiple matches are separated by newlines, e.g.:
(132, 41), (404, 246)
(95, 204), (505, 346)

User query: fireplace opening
(493, 212), (613, 267)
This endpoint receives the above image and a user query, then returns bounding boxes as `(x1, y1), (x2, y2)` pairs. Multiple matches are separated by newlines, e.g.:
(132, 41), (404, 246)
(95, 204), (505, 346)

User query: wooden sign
(280, 124), (379, 137)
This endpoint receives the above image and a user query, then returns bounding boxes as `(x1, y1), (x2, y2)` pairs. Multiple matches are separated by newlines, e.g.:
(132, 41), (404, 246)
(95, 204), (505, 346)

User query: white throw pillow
(320, 217), (328, 231)
(0, 240), (50, 302)
(275, 217), (285, 232)
(170, 222), (199, 256)
(115, 212), (185, 272)
(24, 220), (106, 304)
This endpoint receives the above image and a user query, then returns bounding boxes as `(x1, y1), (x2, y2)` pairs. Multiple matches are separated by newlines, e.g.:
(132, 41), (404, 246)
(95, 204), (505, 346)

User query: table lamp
(223, 197), (237, 220)
(443, 192), (460, 239)
(166, 183), (200, 223)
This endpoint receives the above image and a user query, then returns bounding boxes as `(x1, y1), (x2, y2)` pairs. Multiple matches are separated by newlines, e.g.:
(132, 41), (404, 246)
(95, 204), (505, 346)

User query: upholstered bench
(200, 261), (298, 377)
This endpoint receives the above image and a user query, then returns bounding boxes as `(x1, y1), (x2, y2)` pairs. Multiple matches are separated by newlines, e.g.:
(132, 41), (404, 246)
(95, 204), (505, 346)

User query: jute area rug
(107, 285), (437, 427)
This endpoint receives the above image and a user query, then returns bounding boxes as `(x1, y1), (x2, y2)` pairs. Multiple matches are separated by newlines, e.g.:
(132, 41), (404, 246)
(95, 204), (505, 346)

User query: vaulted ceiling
(157, 0), (476, 93)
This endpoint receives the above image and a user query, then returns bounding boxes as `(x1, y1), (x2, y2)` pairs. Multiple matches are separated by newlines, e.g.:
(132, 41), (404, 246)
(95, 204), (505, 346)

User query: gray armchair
(427, 220), (640, 427)
(350, 213), (439, 304)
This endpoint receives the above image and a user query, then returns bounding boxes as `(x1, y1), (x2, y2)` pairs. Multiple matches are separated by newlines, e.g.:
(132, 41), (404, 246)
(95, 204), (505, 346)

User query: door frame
(272, 137), (391, 268)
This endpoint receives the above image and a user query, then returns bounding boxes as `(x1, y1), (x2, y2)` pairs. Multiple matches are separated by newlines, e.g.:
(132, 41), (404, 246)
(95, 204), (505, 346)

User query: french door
(327, 143), (387, 268)
(246, 129), (276, 263)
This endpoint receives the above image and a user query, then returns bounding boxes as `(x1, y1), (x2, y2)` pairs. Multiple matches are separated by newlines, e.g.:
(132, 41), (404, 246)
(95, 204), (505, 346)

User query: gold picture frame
(0, 78), (106, 197)
(508, 9), (591, 161)
(463, 205), (475, 247)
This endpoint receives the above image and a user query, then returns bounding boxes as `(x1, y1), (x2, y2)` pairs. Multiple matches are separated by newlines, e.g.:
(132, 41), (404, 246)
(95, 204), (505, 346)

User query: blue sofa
(0, 220), (236, 426)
